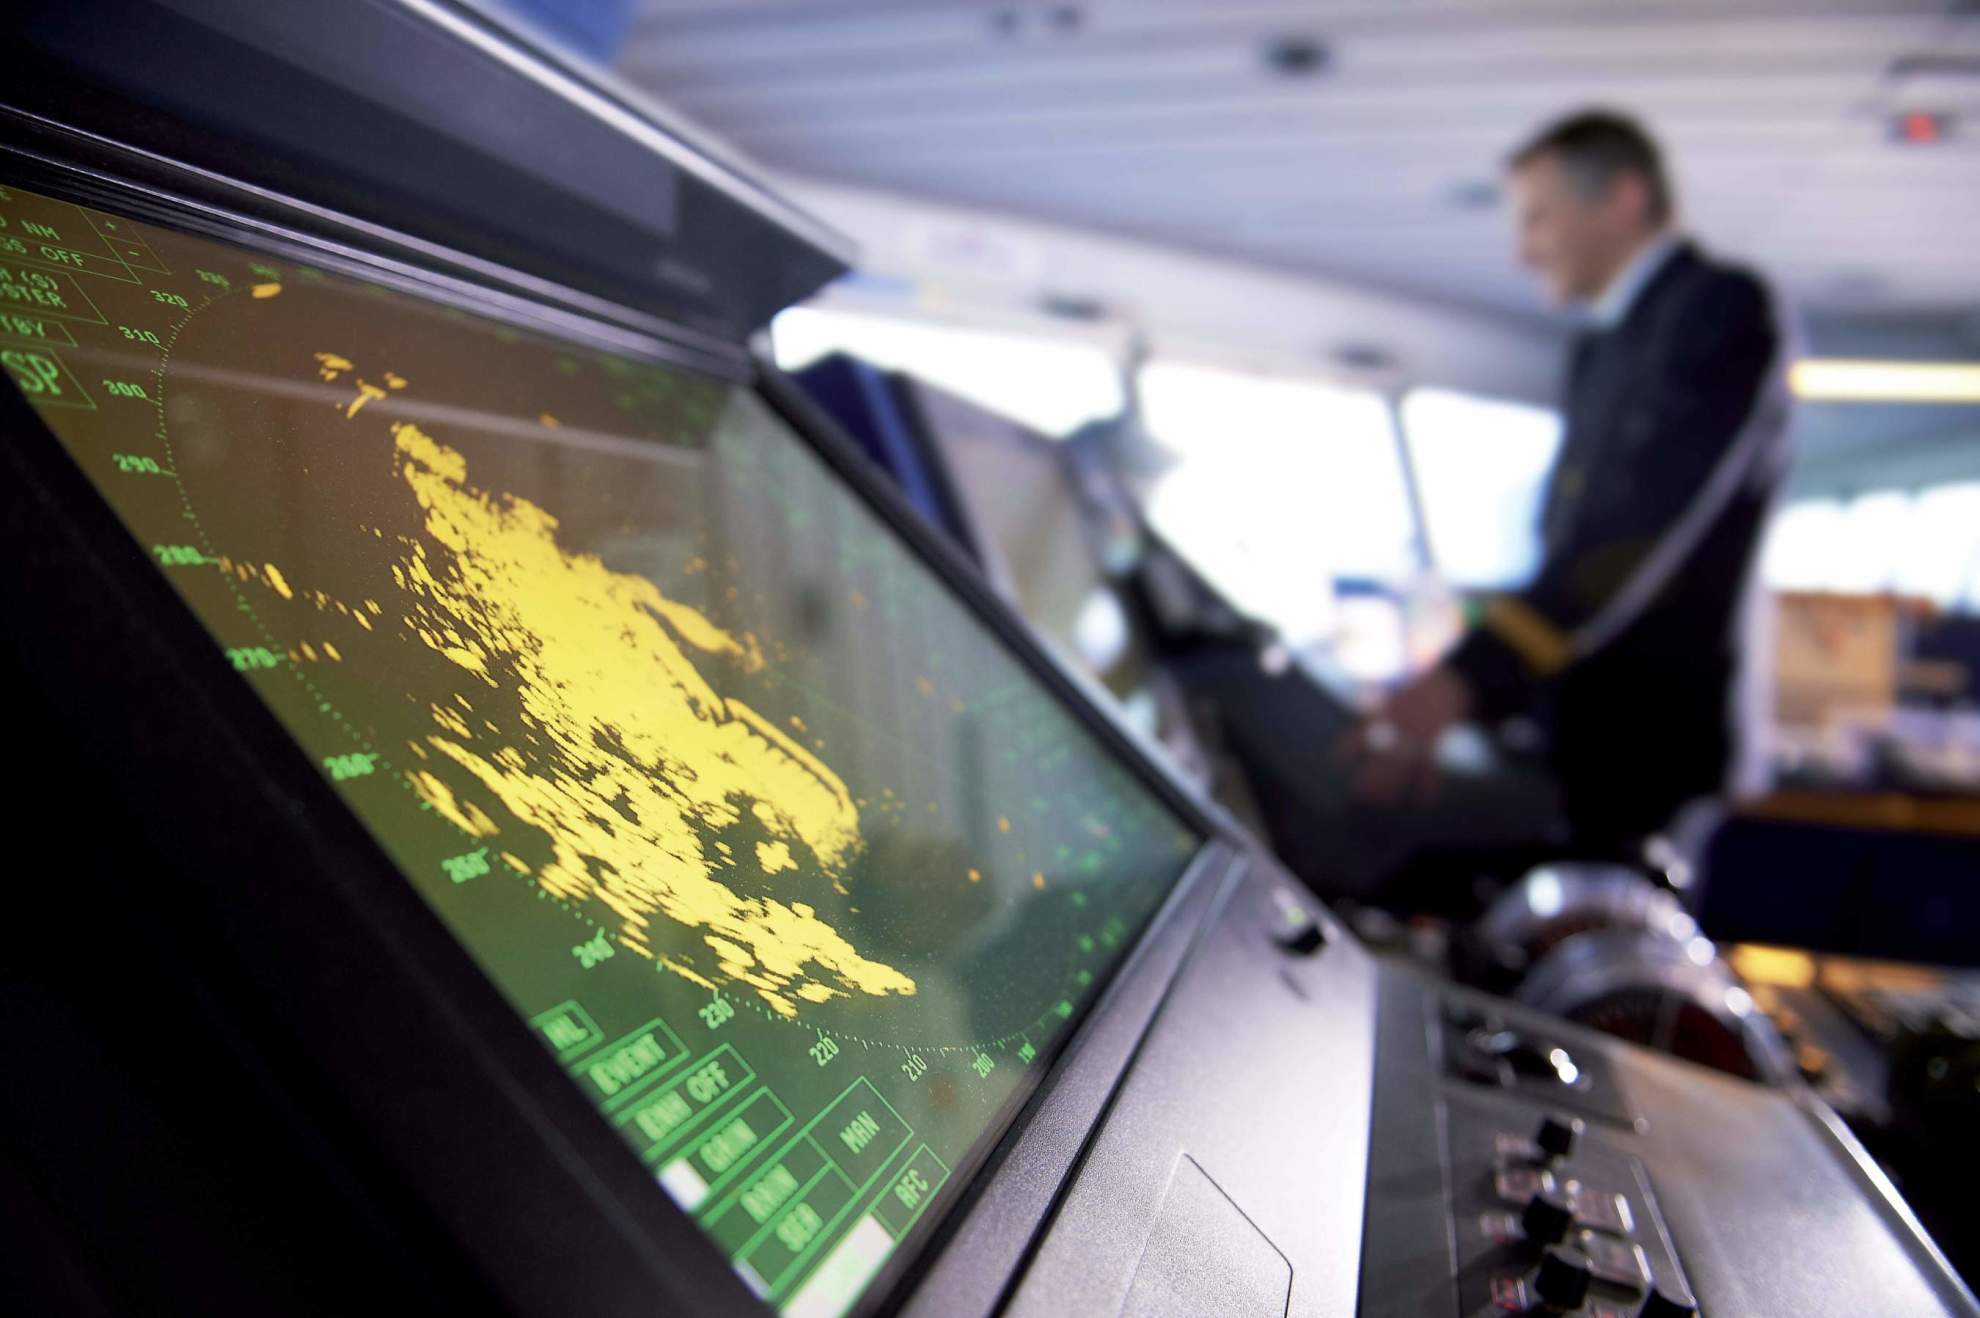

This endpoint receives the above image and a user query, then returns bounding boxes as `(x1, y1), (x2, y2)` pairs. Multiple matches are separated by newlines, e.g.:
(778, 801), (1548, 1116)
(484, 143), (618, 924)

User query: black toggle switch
(1532, 1245), (1593, 1312)
(1638, 1283), (1699, 1317)
(1274, 913), (1325, 955)
(1521, 1187), (1575, 1246)
(1468, 1029), (1580, 1086)
(1269, 888), (1326, 955)
(1536, 1113), (1582, 1162)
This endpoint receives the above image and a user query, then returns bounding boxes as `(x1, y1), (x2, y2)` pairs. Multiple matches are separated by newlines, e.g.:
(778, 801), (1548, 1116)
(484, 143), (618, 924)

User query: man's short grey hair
(1509, 109), (1674, 227)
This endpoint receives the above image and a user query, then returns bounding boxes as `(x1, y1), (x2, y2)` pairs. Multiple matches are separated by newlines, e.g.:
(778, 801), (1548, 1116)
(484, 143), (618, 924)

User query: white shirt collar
(1585, 231), (1681, 329)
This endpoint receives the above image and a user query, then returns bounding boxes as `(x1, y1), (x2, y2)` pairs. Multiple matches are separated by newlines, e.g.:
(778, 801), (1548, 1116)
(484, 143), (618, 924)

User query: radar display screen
(0, 179), (1200, 1316)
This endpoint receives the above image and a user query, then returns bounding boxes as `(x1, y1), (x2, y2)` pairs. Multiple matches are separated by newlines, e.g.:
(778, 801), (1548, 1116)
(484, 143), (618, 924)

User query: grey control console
(1440, 999), (1633, 1127)
(1364, 963), (1978, 1317)
(913, 855), (1975, 1318)
(1448, 1104), (1690, 1315)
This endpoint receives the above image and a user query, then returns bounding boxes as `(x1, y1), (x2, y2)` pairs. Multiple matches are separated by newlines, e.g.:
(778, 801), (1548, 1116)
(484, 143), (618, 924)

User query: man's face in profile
(1508, 153), (1629, 307)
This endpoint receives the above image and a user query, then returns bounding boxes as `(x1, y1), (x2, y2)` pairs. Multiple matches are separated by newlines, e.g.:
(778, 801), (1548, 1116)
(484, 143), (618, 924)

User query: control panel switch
(1268, 888), (1326, 955)
(1520, 1188), (1575, 1246)
(1533, 1245), (1593, 1311)
(1493, 1165), (1556, 1206)
(1578, 1231), (1651, 1289)
(1536, 1113), (1582, 1162)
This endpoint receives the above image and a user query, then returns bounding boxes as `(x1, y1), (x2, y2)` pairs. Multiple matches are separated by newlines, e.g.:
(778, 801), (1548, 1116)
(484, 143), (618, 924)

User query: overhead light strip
(1789, 359), (1980, 403)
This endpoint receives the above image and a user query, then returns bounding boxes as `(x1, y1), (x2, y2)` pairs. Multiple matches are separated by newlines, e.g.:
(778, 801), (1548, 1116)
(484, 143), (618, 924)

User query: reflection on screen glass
(0, 179), (1199, 1317)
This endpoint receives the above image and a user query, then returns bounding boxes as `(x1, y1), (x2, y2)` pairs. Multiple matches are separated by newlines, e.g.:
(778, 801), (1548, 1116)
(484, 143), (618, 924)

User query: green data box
(1, 347), (93, 410)
(871, 1144), (952, 1239)
(658, 1088), (794, 1212)
(742, 1168), (858, 1296)
(815, 1077), (912, 1188)
(709, 1136), (837, 1256)
(615, 1044), (754, 1161)
(573, 1017), (686, 1108)
(529, 1000), (601, 1059)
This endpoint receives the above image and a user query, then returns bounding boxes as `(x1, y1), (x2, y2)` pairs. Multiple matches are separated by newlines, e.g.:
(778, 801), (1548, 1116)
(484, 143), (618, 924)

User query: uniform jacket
(1448, 240), (1793, 840)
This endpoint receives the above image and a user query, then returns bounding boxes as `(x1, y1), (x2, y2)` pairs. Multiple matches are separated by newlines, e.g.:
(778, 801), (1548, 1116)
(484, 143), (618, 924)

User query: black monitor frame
(0, 109), (1256, 1318)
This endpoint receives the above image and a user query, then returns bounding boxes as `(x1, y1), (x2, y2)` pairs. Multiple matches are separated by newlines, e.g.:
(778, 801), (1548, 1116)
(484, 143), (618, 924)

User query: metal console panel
(1363, 965), (1979, 1318)
(1006, 860), (1376, 1318)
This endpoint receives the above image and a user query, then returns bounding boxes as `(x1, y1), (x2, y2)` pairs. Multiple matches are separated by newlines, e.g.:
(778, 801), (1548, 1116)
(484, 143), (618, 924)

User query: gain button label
(614, 1044), (756, 1161)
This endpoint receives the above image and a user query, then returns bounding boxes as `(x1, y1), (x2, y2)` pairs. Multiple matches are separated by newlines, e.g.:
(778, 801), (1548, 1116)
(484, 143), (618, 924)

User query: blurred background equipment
(639, 0), (1980, 1298)
(655, 3), (1980, 984)
(618, 0), (1980, 813)
(1731, 943), (1980, 1289)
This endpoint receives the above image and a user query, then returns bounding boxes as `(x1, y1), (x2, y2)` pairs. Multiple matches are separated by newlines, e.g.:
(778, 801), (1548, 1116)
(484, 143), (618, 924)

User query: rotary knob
(1532, 1245), (1593, 1311)
(1521, 1187), (1575, 1246)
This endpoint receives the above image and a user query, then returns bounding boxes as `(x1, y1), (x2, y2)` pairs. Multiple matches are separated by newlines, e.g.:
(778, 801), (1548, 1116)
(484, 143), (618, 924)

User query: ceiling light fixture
(1790, 359), (1980, 403)
(1448, 179), (1501, 211)
(1262, 34), (1330, 77)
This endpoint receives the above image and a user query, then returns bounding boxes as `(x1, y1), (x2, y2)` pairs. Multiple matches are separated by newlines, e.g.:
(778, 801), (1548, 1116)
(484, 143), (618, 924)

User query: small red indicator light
(1898, 111), (1945, 144)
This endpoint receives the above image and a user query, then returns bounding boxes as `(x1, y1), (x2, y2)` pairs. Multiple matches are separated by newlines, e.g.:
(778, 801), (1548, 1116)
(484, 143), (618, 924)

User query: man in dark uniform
(1352, 109), (1793, 863)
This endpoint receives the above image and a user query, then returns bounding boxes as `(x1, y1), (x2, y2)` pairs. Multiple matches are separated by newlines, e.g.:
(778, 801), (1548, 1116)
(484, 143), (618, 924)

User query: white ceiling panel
(613, 0), (1980, 321)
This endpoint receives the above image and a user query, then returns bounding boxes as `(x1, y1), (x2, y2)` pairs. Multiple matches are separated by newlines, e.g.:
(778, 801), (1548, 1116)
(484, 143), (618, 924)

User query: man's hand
(1337, 665), (1473, 804)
